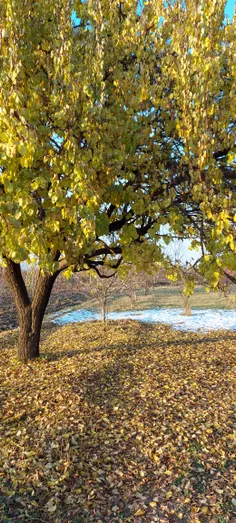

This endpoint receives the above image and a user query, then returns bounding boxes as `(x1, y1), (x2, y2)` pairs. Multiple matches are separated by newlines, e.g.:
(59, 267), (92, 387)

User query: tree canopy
(0, 0), (235, 360)
(0, 0), (235, 276)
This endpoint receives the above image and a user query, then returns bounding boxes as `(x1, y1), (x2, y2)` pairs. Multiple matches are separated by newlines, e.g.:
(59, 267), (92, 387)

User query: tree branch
(223, 270), (236, 285)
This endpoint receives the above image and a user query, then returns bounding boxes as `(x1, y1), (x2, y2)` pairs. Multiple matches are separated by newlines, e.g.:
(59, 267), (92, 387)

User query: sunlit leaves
(0, 0), (235, 283)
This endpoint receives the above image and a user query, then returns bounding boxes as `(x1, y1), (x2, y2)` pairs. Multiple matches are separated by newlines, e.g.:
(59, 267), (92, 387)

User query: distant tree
(217, 270), (236, 306)
(121, 267), (140, 309)
(121, 266), (160, 307)
(140, 269), (162, 294)
(165, 241), (205, 315)
(74, 269), (123, 322)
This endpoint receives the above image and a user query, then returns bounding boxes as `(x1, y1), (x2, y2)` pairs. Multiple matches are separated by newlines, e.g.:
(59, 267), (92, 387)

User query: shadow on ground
(1, 321), (235, 522)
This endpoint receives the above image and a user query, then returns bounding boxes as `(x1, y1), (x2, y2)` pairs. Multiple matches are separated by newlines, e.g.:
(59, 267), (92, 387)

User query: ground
(0, 321), (235, 522)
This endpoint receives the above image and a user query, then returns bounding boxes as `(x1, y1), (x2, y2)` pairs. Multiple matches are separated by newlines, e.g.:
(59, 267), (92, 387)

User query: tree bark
(182, 295), (192, 316)
(101, 295), (107, 322)
(5, 259), (58, 362)
(129, 289), (137, 309)
(18, 305), (40, 362)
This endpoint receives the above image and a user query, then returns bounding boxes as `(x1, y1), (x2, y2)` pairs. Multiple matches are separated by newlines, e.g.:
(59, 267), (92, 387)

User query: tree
(0, 0), (235, 362)
(75, 269), (123, 322)
(164, 240), (193, 315)
(121, 266), (140, 308)
(166, 262), (195, 316)
(121, 266), (159, 308)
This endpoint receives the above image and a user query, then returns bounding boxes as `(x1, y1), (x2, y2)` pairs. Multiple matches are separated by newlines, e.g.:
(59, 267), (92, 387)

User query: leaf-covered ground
(0, 321), (235, 523)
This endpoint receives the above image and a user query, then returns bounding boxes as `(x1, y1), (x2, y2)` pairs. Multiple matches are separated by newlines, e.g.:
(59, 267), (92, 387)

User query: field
(102, 286), (236, 314)
(0, 283), (235, 333)
(49, 285), (236, 319)
(0, 321), (235, 522)
(48, 285), (235, 324)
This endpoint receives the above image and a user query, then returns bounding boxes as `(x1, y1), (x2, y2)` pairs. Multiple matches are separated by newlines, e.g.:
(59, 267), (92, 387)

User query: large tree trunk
(18, 305), (40, 362)
(5, 260), (58, 362)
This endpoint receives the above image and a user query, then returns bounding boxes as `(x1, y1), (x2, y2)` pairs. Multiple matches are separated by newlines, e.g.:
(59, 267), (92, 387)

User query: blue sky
(226, 0), (235, 17)
(73, 1), (235, 21)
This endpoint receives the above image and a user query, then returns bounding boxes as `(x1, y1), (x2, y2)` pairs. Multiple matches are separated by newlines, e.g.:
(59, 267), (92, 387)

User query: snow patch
(52, 307), (236, 332)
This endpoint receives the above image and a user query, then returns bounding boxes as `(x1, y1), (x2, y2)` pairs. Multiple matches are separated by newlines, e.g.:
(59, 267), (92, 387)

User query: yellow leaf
(134, 508), (146, 516)
(149, 501), (157, 508)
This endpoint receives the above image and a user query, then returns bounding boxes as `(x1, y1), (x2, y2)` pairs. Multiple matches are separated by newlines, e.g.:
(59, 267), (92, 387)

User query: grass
(0, 320), (235, 522)
(108, 285), (235, 313)
(55, 285), (236, 318)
